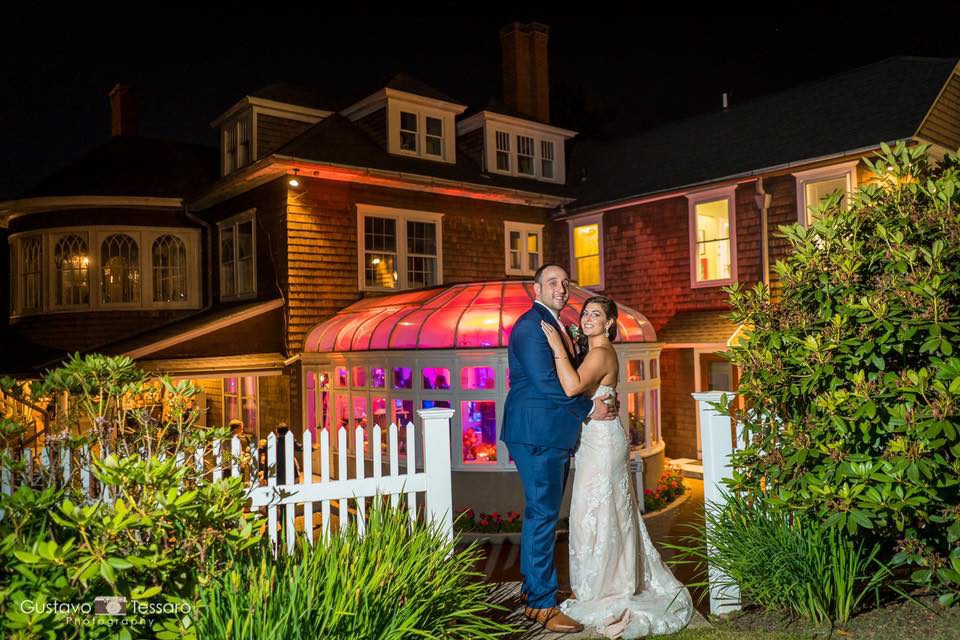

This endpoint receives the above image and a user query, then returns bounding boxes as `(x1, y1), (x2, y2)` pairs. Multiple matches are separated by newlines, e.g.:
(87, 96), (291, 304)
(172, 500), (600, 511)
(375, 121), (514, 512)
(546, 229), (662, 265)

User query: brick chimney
(109, 84), (137, 137)
(500, 22), (550, 123)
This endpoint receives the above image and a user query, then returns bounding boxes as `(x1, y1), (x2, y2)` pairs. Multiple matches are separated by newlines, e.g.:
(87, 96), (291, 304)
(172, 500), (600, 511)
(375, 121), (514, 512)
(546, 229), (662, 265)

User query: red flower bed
(454, 508), (522, 533)
(643, 469), (686, 512)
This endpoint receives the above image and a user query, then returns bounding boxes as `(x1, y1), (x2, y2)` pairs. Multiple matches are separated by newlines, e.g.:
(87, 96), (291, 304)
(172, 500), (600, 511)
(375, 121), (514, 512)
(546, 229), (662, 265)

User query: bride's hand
(540, 321), (565, 355)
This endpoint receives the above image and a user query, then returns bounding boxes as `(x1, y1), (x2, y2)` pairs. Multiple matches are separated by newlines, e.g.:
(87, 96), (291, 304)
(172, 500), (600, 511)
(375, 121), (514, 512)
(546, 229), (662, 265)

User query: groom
(502, 263), (617, 633)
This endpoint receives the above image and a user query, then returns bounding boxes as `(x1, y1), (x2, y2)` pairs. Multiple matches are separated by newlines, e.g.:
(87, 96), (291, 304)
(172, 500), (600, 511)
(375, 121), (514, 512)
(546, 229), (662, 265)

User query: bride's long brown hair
(573, 295), (618, 364)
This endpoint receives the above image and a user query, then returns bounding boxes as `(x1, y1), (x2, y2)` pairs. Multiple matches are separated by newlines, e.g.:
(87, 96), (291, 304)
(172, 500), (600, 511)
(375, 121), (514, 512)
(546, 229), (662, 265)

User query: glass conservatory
(300, 281), (662, 472)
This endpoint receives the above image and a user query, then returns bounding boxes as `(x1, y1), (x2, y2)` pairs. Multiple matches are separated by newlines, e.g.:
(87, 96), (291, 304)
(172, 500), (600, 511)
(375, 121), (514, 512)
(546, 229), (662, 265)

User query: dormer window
(400, 111), (418, 151)
(390, 107), (453, 161)
(221, 113), (253, 176)
(457, 111), (575, 185)
(425, 116), (443, 156)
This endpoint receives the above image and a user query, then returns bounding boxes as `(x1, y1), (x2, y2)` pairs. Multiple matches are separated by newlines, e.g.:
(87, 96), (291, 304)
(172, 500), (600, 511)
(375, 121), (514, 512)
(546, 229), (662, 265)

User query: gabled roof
(249, 82), (342, 111)
(272, 113), (574, 199)
(383, 73), (462, 105)
(569, 56), (959, 210)
(18, 136), (218, 200)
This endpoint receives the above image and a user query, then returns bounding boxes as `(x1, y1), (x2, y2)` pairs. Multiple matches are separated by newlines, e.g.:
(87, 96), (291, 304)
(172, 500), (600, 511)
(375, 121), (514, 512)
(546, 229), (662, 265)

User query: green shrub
(0, 354), (263, 639)
(193, 499), (515, 640)
(670, 492), (892, 625)
(724, 143), (960, 603)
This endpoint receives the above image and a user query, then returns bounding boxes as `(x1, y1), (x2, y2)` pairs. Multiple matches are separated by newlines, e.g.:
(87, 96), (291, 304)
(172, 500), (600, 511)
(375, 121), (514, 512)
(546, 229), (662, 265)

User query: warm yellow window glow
(573, 223), (600, 287)
(804, 176), (848, 224)
(694, 199), (731, 282)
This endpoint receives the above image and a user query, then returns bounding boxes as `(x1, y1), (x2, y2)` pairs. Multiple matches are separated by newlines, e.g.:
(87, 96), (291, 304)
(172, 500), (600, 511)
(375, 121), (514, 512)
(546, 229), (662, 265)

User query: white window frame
(567, 212), (605, 290)
(10, 234), (43, 316)
(221, 113), (254, 176)
(793, 160), (859, 227)
(503, 221), (544, 277)
(218, 209), (258, 302)
(387, 100), (456, 163)
(9, 226), (200, 317)
(487, 127), (564, 184)
(687, 185), (738, 288)
(357, 204), (444, 292)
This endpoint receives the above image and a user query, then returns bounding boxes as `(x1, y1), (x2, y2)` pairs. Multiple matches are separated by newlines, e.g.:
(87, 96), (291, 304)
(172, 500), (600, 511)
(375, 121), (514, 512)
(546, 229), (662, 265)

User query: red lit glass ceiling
(304, 281), (656, 353)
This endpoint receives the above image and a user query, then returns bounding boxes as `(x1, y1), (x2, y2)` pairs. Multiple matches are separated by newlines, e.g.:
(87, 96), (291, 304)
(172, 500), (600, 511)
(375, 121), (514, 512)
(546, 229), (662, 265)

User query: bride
(540, 295), (693, 639)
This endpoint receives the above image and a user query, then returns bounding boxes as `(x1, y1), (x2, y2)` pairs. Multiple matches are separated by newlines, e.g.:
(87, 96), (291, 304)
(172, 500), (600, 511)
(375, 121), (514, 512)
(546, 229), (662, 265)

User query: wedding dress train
(559, 384), (693, 638)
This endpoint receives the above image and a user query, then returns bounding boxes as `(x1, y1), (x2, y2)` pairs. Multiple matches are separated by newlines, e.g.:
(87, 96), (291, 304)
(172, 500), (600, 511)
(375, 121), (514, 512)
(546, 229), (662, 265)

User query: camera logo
(94, 596), (127, 616)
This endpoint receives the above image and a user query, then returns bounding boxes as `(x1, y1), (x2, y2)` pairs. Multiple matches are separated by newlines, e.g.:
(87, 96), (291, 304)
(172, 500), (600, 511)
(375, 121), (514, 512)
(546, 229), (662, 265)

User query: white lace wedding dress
(559, 384), (694, 638)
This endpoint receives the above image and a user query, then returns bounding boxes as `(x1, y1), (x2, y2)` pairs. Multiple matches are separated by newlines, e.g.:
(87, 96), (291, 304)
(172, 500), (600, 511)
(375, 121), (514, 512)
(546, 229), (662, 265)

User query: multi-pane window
(504, 222), (543, 276)
(222, 115), (253, 176)
(223, 376), (258, 439)
(54, 234), (90, 307)
(541, 140), (555, 179)
(406, 221), (438, 288)
(152, 234), (188, 303)
(364, 217), (398, 289)
(219, 211), (256, 300)
(693, 199), (732, 283)
(495, 131), (511, 171)
(17, 237), (42, 313)
(400, 111), (418, 152)
(425, 116), (443, 157)
(101, 233), (140, 304)
(517, 135), (535, 175)
(572, 221), (601, 288)
(359, 206), (442, 291)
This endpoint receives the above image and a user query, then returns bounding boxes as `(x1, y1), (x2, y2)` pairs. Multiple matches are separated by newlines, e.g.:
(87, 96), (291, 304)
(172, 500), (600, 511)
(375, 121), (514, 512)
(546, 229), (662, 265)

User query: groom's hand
(588, 394), (618, 420)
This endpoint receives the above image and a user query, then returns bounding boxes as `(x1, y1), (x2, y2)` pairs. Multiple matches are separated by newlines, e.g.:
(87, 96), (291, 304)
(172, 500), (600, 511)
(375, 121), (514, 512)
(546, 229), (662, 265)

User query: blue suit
(501, 303), (594, 608)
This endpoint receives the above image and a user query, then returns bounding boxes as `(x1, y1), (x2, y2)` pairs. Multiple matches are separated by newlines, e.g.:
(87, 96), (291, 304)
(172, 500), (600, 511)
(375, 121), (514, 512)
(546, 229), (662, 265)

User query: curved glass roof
(304, 281), (656, 353)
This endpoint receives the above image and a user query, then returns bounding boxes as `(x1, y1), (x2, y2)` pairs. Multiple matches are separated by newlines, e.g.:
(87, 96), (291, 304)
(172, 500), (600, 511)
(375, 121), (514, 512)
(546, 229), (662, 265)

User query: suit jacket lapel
(535, 303), (575, 360)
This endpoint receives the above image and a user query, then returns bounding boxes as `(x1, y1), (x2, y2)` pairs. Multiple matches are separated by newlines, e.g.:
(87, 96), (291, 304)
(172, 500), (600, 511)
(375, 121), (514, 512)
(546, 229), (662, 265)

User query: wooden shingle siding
(258, 374), (291, 434)
(659, 348), (698, 459)
(458, 128), (484, 168)
(11, 310), (195, 354)
(918, 73), (960, 151)
(556, 183), (761, 334)
(285, 177), (551, 353)
(257, 114), (316, 158)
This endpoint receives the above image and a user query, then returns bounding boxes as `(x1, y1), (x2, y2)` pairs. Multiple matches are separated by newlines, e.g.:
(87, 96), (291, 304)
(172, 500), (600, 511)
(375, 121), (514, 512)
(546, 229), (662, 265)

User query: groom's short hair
(533, 263), (568, 284)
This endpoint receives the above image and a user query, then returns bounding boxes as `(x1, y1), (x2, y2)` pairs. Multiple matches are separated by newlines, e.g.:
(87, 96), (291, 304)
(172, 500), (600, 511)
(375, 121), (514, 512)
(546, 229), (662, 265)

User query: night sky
(3, 4), (959, 200)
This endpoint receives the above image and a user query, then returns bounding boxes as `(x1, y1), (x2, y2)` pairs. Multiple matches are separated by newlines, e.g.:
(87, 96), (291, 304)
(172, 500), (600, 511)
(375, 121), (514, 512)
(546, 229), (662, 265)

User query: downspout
(755, 177), (771, 287)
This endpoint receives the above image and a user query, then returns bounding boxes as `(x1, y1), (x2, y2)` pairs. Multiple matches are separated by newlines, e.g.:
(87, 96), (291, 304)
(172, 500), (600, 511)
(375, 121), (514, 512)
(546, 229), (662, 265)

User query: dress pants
(506, 442), (571, 609)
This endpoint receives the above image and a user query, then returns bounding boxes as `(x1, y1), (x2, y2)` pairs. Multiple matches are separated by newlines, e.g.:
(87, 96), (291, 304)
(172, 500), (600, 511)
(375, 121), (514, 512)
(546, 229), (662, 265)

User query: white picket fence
(1, 408), (455, 556)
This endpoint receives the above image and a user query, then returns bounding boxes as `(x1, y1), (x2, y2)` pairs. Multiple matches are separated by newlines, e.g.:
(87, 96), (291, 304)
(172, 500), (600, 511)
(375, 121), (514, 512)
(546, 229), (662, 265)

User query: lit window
(352, 367), (367, 388)
(495, 131), (511, 171)
(101, 233), (140, 304)
(541, 140), (555, 179)
(461, 400), (497, 464)
(461, 366), (496, 390)
(152, 235), (188, 303)
(687, 186), (737, 286)
(54, 233), (90, 307)
(400, 111), (418, 152)
(794, 162), (858, 227)
(358, 205), (442, 291)
(425, 116), (443, 156)
(517, 135), (535, 175)
(570, 216), (603, 288)
(218, 210), (257, 300)
(223, 376), (258, 439)
(628, 359), (645, 382)
(422, 367), (451, 390)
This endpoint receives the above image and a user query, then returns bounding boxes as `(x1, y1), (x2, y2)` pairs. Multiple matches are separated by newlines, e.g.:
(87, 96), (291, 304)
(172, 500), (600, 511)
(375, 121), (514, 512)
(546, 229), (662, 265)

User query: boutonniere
(566, 323), (581, 343)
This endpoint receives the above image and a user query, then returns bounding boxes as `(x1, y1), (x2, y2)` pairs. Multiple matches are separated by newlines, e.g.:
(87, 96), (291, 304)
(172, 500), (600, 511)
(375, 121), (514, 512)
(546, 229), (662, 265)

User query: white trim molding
(687, 185), (738, 289)
(503, 221), (544, 277)
(567, 212), (605, 290)
(356, 204), (444, 292)
(792, 160), (859, 227)
(217, 209), (258, 302)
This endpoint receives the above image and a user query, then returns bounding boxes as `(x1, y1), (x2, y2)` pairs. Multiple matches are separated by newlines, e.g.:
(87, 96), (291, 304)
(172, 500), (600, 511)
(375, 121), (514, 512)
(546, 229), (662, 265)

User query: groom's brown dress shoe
(524, 606), (584, 633)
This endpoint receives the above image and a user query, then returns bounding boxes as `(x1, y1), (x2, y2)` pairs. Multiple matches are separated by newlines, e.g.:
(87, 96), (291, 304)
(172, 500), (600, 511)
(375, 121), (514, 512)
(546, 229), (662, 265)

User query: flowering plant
(566, 323), (582, 343)
(454, 508), (522, 533)
(643, 469), (686, 512)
